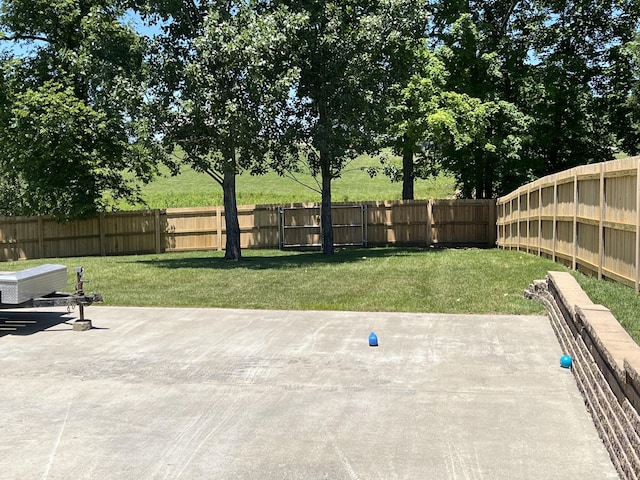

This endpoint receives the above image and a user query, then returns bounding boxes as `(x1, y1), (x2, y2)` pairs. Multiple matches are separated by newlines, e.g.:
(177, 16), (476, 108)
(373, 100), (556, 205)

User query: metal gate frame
(278, 205), (368, 249)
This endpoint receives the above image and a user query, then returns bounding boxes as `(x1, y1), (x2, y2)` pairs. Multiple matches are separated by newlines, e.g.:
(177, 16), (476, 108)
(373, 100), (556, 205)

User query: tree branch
(282, 170), (321, 195)
(203, 168), (224, 186)
(1, 34), (51, 44)
(500, 0), (520, 36)
(184, 0), (205, 33)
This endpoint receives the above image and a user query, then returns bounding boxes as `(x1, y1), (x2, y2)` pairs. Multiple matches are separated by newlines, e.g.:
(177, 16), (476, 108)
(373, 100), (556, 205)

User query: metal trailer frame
(0, 266), (102, 322)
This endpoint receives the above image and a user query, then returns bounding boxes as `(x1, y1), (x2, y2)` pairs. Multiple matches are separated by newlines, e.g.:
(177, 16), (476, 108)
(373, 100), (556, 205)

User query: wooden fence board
(604, 175), (636, 224)
(0, 199), (496, 262)
(497, 155), (640, 290)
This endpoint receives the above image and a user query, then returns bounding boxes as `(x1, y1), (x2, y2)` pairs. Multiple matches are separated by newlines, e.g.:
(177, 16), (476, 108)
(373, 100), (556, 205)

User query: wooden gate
(278, 205), (367, 248)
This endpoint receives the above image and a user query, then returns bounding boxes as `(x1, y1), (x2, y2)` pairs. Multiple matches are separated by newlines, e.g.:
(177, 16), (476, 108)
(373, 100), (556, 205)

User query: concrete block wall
(526, 272), (640, 480)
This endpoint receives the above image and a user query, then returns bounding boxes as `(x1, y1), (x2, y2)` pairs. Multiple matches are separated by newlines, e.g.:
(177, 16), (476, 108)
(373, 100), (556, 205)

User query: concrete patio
(0, 307), (618, 479)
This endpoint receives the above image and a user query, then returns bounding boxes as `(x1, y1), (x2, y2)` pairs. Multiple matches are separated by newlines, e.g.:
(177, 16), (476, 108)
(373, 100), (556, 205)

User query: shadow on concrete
(0, 311), (76, 337)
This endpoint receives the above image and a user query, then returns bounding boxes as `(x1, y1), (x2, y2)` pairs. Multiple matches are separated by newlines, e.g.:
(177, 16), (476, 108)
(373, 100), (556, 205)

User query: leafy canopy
(0, 0), (164, 219)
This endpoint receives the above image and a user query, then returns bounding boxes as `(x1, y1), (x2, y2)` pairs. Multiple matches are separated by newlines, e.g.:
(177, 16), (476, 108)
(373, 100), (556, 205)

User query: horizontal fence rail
(497, 156), (640, 292)
(0, 199), (497, 262)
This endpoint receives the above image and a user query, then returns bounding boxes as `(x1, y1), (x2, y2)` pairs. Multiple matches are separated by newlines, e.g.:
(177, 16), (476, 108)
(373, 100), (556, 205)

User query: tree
(430, 11), (531, 198)
(606, 33), (640, 156)
(276, 0), (433, 254)
(0, 54), (26, 215)
(142, 0), (299, 260)
(370, 47), (451, 200)
(373, 1), (434, 200)
(520, 0), (639, 176)
(428, 91), (531, 198)
(0, 0), (164, 219)
(430, 0), (640, 195)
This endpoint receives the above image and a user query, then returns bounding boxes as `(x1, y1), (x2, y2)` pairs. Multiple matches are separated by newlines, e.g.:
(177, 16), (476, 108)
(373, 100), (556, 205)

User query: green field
(122, 153), (458, 209)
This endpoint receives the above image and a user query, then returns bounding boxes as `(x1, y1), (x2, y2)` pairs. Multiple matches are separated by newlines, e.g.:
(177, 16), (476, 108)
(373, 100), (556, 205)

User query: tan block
(547, 271), (593, 317)
(577, 305), (637, 377)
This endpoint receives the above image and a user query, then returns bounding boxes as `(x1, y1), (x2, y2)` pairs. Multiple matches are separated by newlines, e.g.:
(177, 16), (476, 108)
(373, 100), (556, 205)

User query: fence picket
(0, 199), (497, 261)
(497, 156), (640, 290)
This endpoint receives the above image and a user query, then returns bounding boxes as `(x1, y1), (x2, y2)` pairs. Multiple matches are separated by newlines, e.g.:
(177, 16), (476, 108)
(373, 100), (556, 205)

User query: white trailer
(0, 264), (103, 323)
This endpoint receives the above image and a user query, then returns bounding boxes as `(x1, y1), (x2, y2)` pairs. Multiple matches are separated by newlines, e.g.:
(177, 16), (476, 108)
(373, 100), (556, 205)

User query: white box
(0, 264), (68, 304)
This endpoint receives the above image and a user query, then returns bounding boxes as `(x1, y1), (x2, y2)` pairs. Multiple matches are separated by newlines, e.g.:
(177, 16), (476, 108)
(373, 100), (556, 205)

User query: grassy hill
(121, 153), (457, 209)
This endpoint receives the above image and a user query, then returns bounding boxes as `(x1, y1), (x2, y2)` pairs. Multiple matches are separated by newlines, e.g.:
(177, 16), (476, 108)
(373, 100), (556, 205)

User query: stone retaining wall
(526, 272), (640, 480)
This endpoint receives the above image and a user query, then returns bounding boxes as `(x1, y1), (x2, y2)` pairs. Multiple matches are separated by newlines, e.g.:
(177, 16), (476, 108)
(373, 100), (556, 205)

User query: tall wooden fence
(497, 156), (640, 291)
(0, 199), (496, 262)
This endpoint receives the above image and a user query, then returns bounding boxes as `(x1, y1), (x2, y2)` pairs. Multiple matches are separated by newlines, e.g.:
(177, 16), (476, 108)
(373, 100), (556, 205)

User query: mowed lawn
(9, 248), (554, 313)
(8, 247), (640, 344)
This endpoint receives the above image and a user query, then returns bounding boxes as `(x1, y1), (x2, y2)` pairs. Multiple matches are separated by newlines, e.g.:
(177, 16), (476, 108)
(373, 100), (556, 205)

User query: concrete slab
(0, 307), (618, 479)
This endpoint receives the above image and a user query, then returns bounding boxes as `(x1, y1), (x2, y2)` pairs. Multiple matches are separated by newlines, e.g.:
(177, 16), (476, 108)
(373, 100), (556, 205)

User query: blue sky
(0, 4), (163, 57)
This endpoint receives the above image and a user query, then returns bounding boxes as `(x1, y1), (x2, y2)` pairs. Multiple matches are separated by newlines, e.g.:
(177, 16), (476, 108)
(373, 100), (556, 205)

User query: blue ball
(560, 355), (573, 368)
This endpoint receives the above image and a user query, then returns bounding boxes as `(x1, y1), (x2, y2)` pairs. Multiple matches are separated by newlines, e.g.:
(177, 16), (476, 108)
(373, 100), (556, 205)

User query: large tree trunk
(317, 98), (334, 255)
(223, 170), (241, 260)
(320, 158), (334, 255)
(401, 137), (414, 200)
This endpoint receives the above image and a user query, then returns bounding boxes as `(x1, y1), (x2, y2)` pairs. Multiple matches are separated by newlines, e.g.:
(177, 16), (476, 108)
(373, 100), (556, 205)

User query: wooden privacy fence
(0, 199), (496, 262)
(497, 156), (640, 291)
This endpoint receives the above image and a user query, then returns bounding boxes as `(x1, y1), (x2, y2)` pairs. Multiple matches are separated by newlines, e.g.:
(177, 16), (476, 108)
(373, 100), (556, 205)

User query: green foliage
(430, 1), (640, 197)
(1, 0), (639, 220)
(2, 81), (130, 218)
(429, 92), (531, 198)
(0, 0), (165, 219)
(375, 45), (450, 198)
(281, 0), (391, 166)
(611, 34), (640, 156)
(144, 0), (306, 259)
(432, 11), (532, 198)
(151, 1), (301, 179)
(275, 0), (435, 252)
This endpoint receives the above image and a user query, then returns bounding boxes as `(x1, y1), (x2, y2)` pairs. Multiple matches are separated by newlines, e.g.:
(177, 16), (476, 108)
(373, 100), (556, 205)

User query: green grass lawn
(8, 247), (640, 344)
(6, 247), (636, 344)
(11, 248), (554, 313)
(122, 153), (457, 209)
(572, 273), (640, 346)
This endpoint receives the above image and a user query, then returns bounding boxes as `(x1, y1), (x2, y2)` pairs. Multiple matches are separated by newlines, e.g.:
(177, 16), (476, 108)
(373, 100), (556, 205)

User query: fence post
(553, 178), (558, 262)
(495, 199), (500, 248)
(154, 209), (161, 254)
(598, 163), (605, 280)
(362, 204), (368, 247)
(216, 206), (223, 251)
(99, 213), (106, 256)
(636, 159), (640, 292)
(537, 184), (542, 257)
(426, 200), (433, 247)
(572, 170), (578, 271)
(37, 216), (44, 259)
(517, 192), (521, 251)
(525, 186), (530, 253)
(489, 199), (497, 247)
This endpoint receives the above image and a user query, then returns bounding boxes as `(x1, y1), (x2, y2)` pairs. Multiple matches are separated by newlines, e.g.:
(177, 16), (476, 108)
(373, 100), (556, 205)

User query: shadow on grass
(135, 247), (439, 271)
